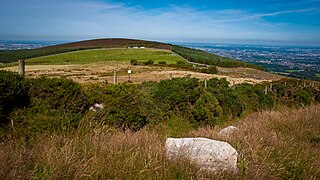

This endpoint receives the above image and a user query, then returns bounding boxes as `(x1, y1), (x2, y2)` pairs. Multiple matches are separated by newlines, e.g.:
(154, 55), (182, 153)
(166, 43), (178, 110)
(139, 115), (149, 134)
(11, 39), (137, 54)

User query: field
(1, 47), (283, 84)
(27, 48), (183, 65)
(3, 62), (277, 84)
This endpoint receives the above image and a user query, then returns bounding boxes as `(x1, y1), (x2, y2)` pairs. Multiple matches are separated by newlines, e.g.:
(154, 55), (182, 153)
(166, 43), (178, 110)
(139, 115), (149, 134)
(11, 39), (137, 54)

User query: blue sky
(1, 0), (320, 45)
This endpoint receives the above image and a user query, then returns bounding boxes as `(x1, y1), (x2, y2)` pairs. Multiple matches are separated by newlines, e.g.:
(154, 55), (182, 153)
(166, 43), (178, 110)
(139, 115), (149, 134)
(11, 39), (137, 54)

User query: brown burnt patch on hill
(42, 38), (172, 50)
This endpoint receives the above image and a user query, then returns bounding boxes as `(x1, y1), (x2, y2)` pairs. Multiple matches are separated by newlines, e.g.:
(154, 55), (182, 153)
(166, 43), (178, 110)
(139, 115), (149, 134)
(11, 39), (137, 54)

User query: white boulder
(166, 138), (238, 172)
(219, 126), (238, 136)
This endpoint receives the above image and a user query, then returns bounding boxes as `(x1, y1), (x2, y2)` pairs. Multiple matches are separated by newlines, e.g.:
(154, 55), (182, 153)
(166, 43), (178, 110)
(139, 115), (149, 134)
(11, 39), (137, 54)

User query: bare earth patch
(2, 62), (281, 85)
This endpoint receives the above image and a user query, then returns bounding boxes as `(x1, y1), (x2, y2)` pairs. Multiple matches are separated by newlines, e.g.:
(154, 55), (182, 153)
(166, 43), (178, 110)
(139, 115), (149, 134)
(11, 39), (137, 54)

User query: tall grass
(189, 104), (320, 179)
(0, 124), (218, 179)
(1, 104), (319, 179)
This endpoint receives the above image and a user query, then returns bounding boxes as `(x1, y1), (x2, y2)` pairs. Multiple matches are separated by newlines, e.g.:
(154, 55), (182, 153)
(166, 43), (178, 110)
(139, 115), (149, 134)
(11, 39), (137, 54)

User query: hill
(44, 38), (171, 50)
(0, 38), (261, 70)
(26, 48), (183, 65)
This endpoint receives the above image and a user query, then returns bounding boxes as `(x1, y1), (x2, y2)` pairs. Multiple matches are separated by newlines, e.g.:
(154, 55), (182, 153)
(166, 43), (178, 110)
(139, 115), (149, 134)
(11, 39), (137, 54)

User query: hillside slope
(0, 38), (261, 70)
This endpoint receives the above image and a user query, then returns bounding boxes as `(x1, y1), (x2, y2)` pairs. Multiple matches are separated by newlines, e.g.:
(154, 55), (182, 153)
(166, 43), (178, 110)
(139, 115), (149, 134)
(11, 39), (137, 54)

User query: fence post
(264, 86), (268, 95)
(114, 66), (117, 84)
(19, 60), (25, 77)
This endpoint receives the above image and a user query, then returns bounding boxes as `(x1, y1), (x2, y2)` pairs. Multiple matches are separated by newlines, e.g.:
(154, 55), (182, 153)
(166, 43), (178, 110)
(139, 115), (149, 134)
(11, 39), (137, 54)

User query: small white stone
(89, 106), (97, 112)
(94, 103), (104, 109)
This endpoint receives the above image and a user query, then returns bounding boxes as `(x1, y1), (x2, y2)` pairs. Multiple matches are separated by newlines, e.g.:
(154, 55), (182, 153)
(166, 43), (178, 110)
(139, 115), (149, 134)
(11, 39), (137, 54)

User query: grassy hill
(0, 38), (261, 70)
(27, 48), (183, 65)
(45, 38), (171, 50)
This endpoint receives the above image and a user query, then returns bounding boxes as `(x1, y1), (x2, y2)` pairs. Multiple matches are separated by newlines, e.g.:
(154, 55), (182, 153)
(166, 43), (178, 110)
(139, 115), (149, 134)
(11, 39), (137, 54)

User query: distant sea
(0, 40), (68, 51)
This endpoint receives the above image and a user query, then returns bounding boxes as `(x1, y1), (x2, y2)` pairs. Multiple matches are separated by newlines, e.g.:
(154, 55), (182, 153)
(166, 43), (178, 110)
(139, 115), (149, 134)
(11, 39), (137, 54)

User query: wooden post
(19, 60), (25, 77)
(169, 73), (172, 80)
(128, 70), (132, 82)
(264, 86), (268, 95)
(269, 83), (273, 91)
(114, 66), (117, 84)
(204, 79), (207, 88)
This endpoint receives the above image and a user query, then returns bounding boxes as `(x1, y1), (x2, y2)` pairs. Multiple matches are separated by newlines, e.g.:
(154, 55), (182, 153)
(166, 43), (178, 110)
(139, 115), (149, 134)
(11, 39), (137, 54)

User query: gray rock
(166, 138), (238, 172)
(219, 126), (238, 135)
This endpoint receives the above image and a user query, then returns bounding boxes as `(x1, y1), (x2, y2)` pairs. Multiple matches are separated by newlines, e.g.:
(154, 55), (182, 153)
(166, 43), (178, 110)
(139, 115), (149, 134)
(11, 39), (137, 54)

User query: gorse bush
(151, 77), (201, 116)
(0, 71), (29, 124)
(100, 84), (148, 130)
(86, 84), (163, 130)
(143, 59), (154, 65)
(206, 78), (243, 119)
(270, 79), (320, 107)
(234, 84), (274, 113)
(28, 77), (88, 113)
(192, 91), (222, 126)
(0, 73), (90, 137)
(1, 70), (319, 136)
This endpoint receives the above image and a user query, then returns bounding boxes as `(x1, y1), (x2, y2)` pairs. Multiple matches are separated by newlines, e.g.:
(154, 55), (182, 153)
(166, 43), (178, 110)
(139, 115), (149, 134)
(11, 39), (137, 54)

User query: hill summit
(44, 38), (172, 50)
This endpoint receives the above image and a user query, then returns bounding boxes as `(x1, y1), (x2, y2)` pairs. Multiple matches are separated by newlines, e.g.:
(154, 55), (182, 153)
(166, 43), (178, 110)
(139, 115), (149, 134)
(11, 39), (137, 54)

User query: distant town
(178, 42), (320, 81)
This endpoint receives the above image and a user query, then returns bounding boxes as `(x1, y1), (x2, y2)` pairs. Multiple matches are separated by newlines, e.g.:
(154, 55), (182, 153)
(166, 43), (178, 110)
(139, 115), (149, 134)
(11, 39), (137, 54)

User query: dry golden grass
(0, 104), (319, 179)
(188, 104), (320, 179)
(2, 62), (275, 85)
(0, 125), (220, 179)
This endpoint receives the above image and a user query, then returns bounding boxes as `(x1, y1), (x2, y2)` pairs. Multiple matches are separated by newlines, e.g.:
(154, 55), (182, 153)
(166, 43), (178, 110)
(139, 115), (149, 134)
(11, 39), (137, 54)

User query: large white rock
(219, 126), (238, 136)
(166, 138), (238, 172)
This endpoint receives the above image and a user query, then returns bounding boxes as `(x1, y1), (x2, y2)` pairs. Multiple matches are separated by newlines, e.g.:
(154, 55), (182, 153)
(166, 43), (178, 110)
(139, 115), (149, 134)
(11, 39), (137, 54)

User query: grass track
(27, 48), (184, 65)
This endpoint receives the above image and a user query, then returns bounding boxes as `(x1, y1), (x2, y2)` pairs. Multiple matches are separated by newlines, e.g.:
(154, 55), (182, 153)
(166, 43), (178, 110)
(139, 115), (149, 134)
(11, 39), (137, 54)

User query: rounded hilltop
(44, 38), (172, 50)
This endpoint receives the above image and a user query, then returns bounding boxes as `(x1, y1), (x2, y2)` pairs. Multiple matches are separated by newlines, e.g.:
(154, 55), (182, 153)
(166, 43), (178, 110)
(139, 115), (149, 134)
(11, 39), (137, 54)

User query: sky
(1, 0), (320, 45)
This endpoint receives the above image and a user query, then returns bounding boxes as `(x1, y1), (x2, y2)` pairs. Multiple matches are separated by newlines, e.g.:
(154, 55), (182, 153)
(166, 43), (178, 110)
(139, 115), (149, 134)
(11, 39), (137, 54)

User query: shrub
(5, 77), (89, 135)
(0, 70), (29, 124)
(207, 78), (243, 118)
(200, 66), (218, 74)
(143, 60), (154, 65)
(176, 60), (187, 65)
(130, 59), (139, 65)
(158, 61), (167, 65)
(28, 77), (88, 113)
(234, 84), (274, 113)
(87, 84), (162, 130)
(151, 77), (201, 116)
(270, 79), (319, 107)
(192, 91), (222, 126)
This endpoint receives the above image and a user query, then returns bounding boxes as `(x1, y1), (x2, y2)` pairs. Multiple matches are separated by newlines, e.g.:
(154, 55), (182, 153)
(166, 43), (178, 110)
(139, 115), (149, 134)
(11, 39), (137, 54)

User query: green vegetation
(171, 45), (264, 70)
(1, 70), (319, 136)
(27, 48), (183, 65)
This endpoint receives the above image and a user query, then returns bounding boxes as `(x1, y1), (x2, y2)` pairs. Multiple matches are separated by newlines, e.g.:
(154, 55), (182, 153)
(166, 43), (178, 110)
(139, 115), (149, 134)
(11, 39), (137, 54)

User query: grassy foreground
(27, 48), (184, 65)
(1, 104), (319, 179)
